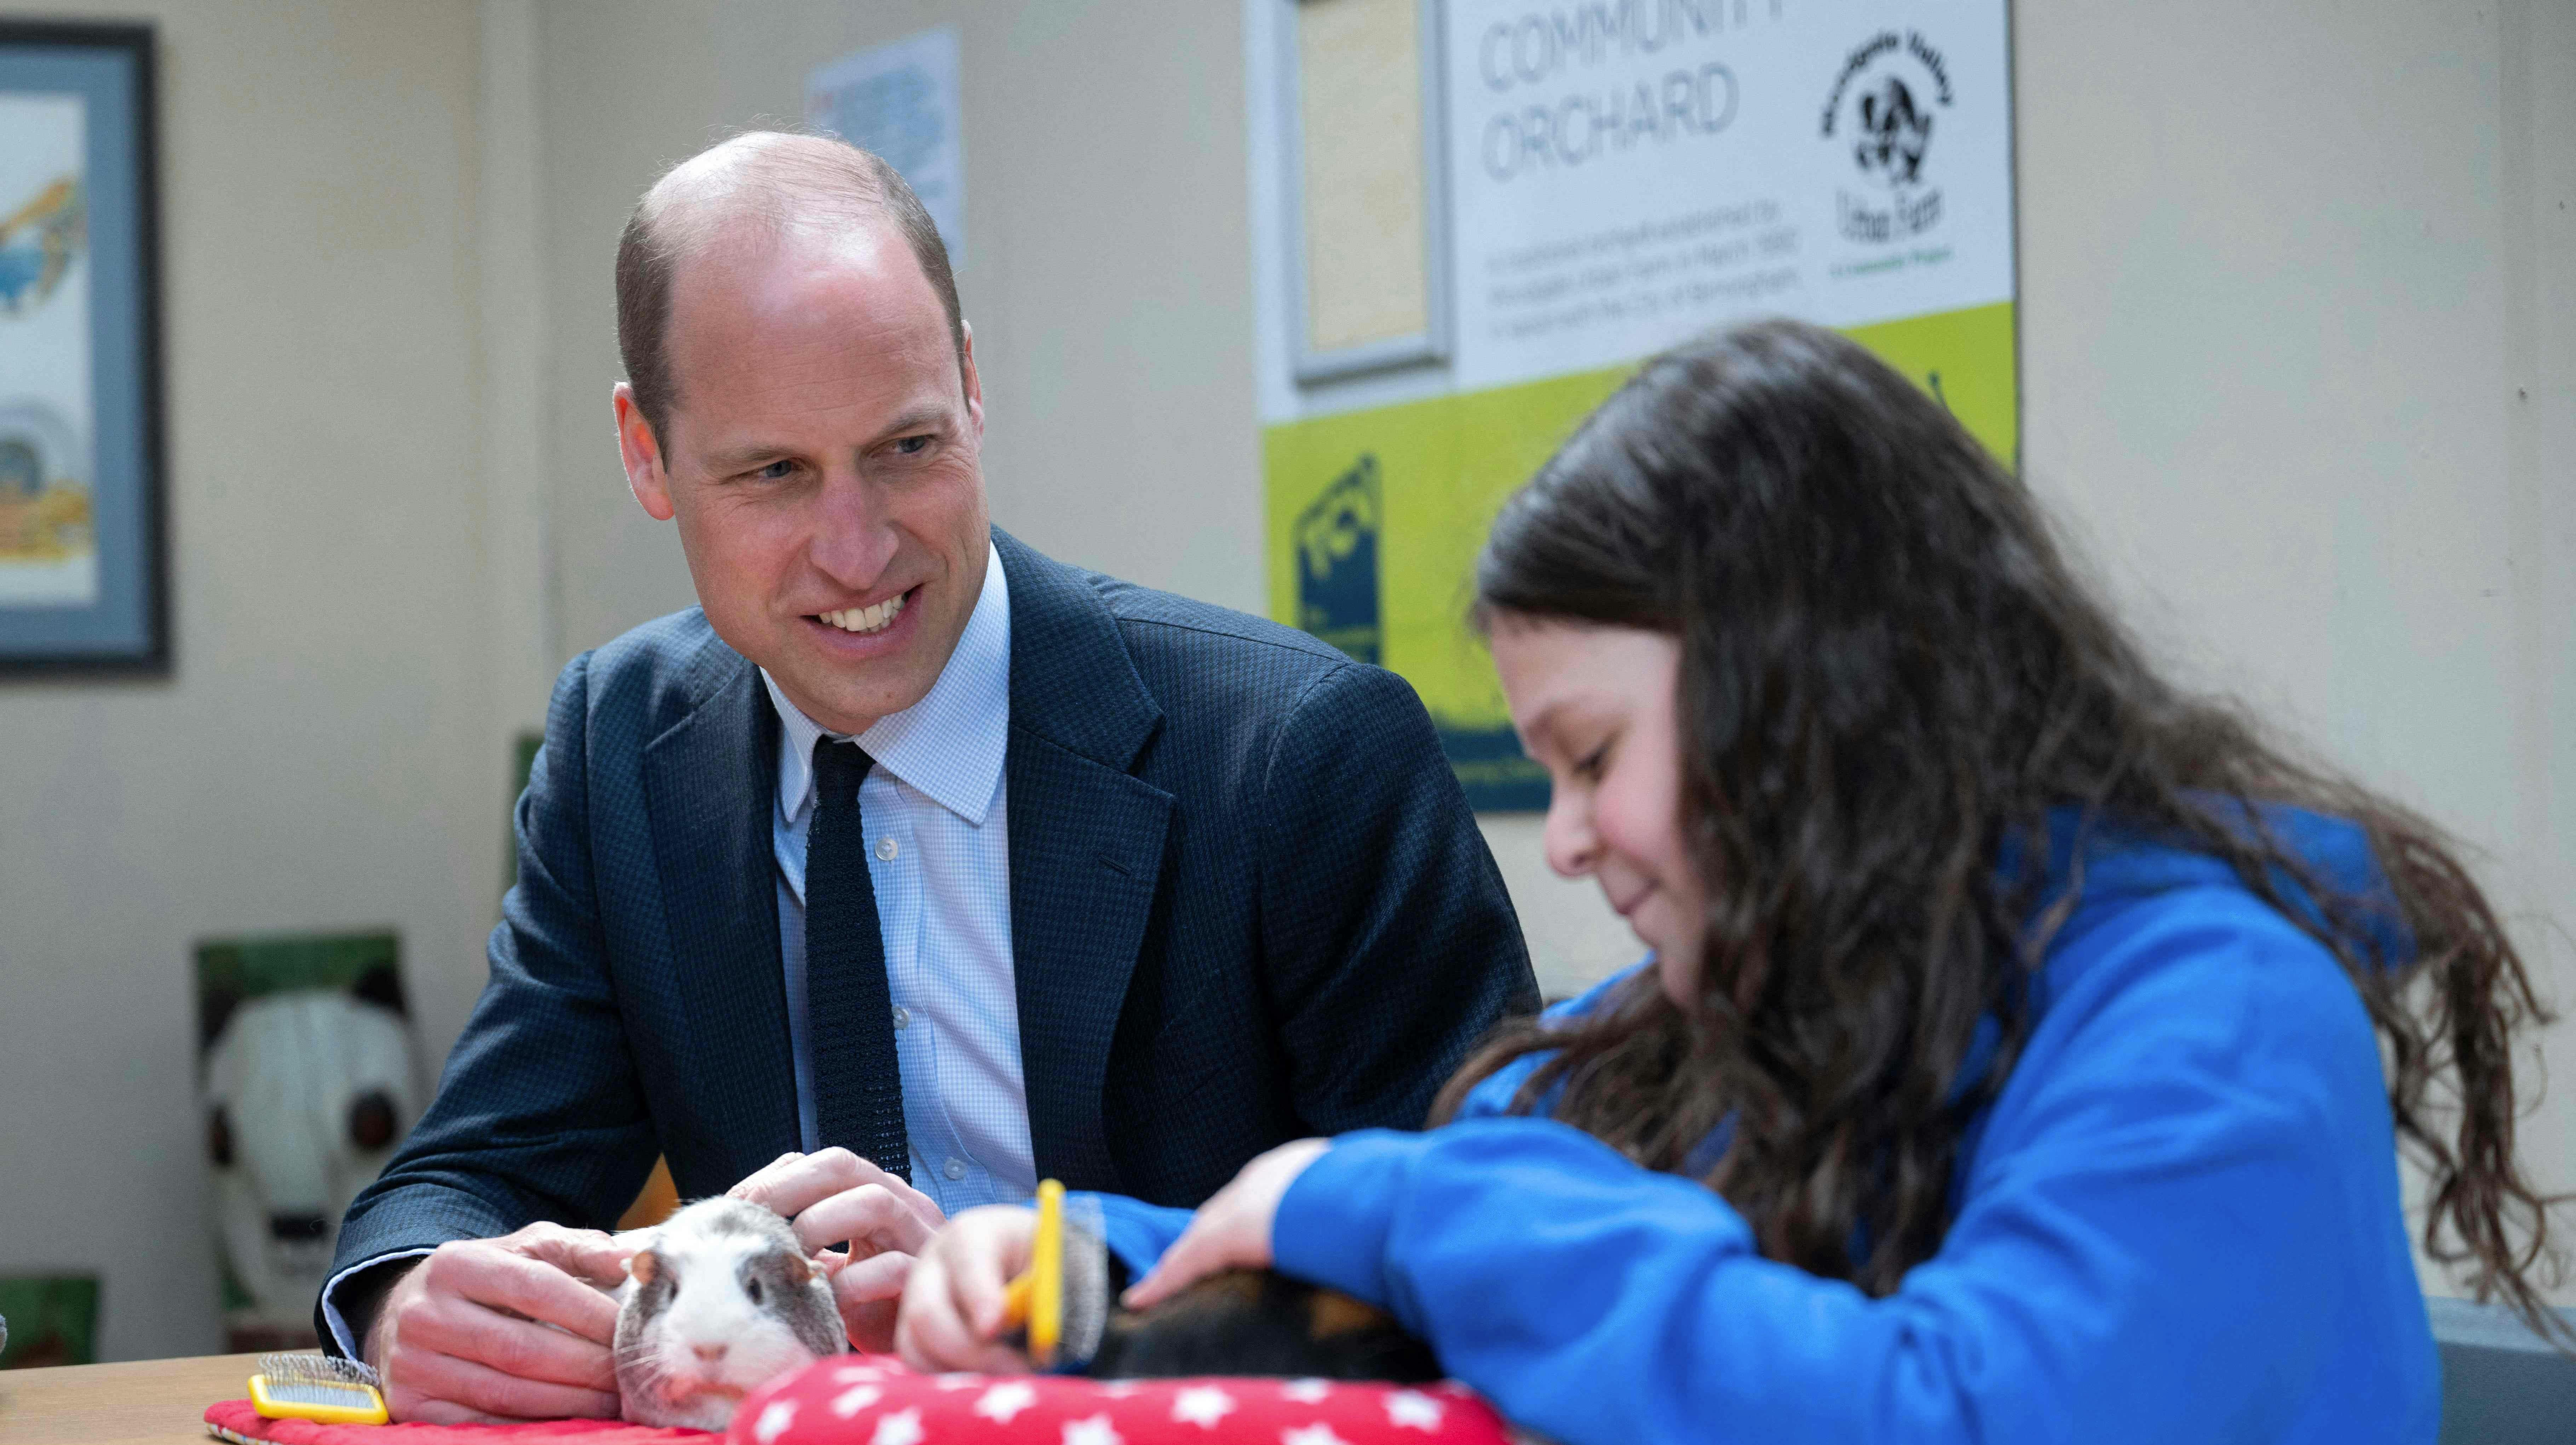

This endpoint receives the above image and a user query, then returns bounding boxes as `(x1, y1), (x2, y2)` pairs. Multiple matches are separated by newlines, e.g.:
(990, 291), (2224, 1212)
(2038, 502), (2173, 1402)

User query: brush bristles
(258, 1378), (379, 1406)
(258, 1353), (382, 1388)
(1060, 1194), (1111, 1367)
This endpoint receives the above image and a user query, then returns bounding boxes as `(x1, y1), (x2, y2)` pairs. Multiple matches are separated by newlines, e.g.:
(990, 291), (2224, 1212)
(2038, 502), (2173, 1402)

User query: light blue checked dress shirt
(761, 541), (1035, 1215)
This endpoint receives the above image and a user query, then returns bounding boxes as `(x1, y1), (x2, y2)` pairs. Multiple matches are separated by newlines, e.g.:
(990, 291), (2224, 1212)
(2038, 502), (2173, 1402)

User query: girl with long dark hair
(901, 319), (2565, 1442)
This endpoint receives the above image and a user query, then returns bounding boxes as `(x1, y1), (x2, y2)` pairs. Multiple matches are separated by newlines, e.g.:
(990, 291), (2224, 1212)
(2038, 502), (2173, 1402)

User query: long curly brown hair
(1436, 319), (2568, 1343)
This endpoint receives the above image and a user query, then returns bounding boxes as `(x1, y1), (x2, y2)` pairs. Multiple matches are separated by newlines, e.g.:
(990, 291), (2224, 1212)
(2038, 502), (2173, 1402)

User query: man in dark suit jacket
(320, 134), (1534, 1423)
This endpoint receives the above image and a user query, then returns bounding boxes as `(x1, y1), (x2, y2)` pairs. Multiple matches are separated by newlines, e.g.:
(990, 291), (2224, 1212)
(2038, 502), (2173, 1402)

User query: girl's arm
(1082, 970), (1643, 1284)
(1269, 898), (2429, 1445)
(1085, 1192), (1196, 1282)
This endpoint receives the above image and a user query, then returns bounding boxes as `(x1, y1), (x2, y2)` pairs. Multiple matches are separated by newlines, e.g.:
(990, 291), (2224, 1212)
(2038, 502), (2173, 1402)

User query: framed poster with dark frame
(0, 21), (165, 673)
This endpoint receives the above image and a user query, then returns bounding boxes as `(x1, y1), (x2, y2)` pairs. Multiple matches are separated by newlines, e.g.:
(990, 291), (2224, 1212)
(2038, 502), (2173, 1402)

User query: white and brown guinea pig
(613, 1197), (847, 1430)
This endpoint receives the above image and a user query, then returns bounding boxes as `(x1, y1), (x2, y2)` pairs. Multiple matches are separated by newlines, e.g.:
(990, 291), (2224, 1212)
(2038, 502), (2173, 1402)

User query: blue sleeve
(1271, 896), (2418, 1445)
(1081, 1192), (1195, 1281)
(1450, 964), (1649, 1120)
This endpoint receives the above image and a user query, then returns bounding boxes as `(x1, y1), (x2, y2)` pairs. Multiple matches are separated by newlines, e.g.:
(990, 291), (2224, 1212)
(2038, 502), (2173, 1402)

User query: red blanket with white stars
(200, 1357), (1516, 1445)
(726, 1357), (1513, 1445)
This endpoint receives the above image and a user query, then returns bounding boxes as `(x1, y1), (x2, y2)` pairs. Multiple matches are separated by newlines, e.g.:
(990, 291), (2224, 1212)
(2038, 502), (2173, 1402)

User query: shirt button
(942, 1157), (967, 1181)
(876, 836), (898, 861)
(891, 1005), (910, 1031)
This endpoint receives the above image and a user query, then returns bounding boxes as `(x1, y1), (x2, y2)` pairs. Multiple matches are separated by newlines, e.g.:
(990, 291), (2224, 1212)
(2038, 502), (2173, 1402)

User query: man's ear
(614, 383), (677, 522)
(958, 321), (984, 441)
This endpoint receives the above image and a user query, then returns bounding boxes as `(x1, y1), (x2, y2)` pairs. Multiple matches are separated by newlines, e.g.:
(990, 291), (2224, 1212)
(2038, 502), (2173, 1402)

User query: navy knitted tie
(806, 737), (910, 1181)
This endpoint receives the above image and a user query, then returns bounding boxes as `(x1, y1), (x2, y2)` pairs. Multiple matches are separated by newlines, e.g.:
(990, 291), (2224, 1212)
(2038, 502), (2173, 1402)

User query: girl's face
(1490, 617), (1707, 1004)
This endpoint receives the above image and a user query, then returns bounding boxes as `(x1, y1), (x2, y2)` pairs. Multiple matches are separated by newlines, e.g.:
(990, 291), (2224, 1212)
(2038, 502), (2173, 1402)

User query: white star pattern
(935, 1374), (984, 1391)
(1280, 1379), (1334, 1404)
(832, 1384), (886, 1418)
(1385, 1390), (1445, 1430)
(1282, 1424), (1351, 1445)
(1170, 1385), (1238, 1428)
(753, 1400), (800, 1445)
(974, 1382), (1040, 1424)
(1063, 1412), (1125, 1445)
(837, 1364), (891, 1384)
(1096, 1381), (1144, 1398)
(872, 1406), (927, 1445)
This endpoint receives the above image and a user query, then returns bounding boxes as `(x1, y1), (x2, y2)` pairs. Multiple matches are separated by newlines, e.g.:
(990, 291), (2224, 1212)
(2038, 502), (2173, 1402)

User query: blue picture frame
(0, 21), (165, 673)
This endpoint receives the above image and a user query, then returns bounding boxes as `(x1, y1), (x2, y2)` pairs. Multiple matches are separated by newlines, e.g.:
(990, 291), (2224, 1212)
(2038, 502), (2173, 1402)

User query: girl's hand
(894, 1205), (1040, 1375)
(1123, 1138), (1331, 1309)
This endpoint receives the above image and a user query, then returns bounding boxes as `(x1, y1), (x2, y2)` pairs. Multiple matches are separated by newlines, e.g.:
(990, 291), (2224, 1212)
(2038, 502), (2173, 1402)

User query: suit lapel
(642, 649), (801, 1188)
(995, 530), (1172, 1192)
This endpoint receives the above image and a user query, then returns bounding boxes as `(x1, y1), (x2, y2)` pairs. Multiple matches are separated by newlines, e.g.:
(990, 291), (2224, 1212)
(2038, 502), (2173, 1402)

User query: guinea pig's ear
(628, 1247), (661, 1285)
(809, 1250), (850, 1284)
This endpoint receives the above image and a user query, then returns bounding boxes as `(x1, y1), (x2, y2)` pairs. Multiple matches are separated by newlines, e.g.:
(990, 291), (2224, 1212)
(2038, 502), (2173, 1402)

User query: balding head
(615, 131), (966, 449)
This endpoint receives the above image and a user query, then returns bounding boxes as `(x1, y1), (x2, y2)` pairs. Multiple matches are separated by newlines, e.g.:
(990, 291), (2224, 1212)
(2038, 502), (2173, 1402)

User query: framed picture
(0, 21), (165, 673)
(1274, 0), (1451, 384)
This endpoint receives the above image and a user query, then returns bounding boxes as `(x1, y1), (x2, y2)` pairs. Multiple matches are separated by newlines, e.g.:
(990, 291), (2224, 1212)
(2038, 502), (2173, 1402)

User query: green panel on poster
(1265, 302), (2017, 809)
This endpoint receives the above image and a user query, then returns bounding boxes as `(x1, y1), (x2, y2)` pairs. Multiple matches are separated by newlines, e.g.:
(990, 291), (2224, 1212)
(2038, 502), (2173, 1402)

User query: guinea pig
(613, 1197), (847, 1430)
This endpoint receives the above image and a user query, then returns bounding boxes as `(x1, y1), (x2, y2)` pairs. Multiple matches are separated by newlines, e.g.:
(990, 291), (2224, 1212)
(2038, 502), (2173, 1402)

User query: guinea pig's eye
(745, 1275), (765, 1307)
(208, 1104), (235, 1168)
(347, 1090), (398, 1152)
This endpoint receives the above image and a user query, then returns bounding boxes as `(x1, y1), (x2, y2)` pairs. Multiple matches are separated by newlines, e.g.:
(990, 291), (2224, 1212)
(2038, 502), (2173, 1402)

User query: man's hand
(893, 1205), (1040, 1375)
(1122, 1138), (1330, 1310)
(364, 1222), (632, 1424)
(728, 1148), (947, 1352)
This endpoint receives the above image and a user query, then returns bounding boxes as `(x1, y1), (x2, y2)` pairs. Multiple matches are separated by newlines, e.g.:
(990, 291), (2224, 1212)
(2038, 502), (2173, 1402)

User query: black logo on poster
(1821, 30), (1953, 244)
(1295, 454), (1381, 666)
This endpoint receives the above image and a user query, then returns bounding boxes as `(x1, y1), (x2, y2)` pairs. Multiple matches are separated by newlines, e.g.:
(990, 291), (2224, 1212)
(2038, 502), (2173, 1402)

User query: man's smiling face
(616, 218), (988, 736)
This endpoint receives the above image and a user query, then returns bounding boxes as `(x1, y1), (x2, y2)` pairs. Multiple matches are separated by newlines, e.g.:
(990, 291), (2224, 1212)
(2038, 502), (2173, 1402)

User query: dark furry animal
(1086, 1269), (1439, 1382)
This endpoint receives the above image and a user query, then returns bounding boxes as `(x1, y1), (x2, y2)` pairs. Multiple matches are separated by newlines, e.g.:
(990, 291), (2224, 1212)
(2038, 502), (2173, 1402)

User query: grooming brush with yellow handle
(246, 1353), (390, 1425)
(1001, 1179), (1110, 1370)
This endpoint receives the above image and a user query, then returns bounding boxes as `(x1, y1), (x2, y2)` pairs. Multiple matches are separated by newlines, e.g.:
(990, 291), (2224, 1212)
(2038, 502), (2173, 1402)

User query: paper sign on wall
(807, 25), (967, 269)
(1253, 0), (2017, 808)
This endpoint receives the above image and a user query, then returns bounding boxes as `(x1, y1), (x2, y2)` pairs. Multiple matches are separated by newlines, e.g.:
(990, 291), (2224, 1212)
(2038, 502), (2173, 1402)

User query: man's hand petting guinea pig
(728, 1147), (947, 1352)
(364, 1221), (633, 1424)
(893, 1138), (1331, 1374)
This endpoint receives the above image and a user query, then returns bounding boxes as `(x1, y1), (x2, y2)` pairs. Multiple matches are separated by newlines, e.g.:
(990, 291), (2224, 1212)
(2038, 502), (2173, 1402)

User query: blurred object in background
(504, 728), (541, 896)
(195, 932), (419, 1352)
(0, 1275), (97, 1368)
(0, 173), (83, 314)
(617, 1157), (681, 1231)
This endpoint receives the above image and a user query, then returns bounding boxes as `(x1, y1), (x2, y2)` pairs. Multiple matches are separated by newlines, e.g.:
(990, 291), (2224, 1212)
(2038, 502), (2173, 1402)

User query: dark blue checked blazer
(323, 528), (1537, 1338)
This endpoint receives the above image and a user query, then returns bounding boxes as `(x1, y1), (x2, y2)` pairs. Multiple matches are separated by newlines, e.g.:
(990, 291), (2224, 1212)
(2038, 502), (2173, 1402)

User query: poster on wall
(1252, 0), (2016, 808)
(0, 22), (166, 672)
(807, 25), (967, 269)
(197, 931), (420, 1351)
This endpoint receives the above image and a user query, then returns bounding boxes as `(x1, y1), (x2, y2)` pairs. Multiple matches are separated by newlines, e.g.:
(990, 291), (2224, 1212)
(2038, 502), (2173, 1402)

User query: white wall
(2015, 0), (2576, 1291)
(0, 0), (500, 1361)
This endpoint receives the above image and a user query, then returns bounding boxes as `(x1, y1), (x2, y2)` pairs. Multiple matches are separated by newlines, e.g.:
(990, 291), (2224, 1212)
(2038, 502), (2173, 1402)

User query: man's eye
(1572, 741), (1611, 780)
(892, 435), (933, 456)
(755, 459), (797, 480)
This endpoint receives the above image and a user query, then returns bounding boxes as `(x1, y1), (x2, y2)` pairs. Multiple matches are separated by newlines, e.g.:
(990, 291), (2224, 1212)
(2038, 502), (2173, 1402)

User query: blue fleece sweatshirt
(1090, 808), (2441, 1443)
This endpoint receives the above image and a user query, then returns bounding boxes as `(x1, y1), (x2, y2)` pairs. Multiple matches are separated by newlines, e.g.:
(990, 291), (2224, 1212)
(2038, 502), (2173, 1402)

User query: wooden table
(0, 1351), (263, 1444)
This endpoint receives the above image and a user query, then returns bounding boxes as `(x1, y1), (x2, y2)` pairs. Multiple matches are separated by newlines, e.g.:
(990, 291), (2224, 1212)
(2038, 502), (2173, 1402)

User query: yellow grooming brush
(247, 1352), (390, 1425)
(1001, 1179), (1108, 1370)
